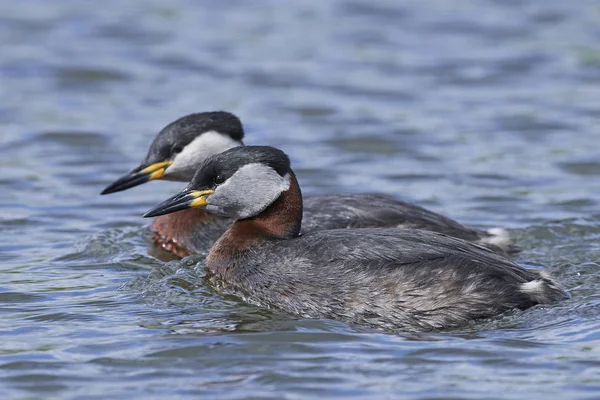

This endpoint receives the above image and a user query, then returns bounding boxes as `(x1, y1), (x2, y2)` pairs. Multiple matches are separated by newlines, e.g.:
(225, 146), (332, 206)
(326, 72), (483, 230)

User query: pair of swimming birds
(102, 111), (568, 332)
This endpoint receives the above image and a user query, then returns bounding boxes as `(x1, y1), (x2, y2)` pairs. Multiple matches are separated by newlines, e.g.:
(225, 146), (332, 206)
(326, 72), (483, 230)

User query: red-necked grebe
(101, 112), (516, 257)
(142, 145), (567, 332)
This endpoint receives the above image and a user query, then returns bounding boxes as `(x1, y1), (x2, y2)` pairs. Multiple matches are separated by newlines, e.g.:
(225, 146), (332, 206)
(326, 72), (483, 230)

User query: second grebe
(143, 146), (567, 332)
(101, 112), (515, 257)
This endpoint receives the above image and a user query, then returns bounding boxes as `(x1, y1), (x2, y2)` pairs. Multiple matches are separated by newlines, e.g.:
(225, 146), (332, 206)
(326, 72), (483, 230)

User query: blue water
(1, 0), (600, 398)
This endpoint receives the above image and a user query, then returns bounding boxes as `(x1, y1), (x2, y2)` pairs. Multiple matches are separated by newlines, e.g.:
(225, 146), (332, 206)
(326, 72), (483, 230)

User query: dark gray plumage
(207, 228), (564, 332)
(144, 145), (568, 332)
(302, 194), (516, 255)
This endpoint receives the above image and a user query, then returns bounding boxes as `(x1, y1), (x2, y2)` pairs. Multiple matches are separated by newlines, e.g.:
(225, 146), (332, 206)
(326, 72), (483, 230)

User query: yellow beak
(143, 189), (215, 217)
(101, 161), (173, 195)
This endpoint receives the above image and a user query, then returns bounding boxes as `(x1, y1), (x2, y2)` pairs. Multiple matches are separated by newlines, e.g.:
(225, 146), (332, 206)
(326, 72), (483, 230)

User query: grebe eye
(214, 175), (225, 185)
(172, 145), (183, 154)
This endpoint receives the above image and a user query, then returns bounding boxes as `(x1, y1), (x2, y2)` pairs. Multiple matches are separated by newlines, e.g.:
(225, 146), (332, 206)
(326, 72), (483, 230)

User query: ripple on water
(2, 0), (600, 398)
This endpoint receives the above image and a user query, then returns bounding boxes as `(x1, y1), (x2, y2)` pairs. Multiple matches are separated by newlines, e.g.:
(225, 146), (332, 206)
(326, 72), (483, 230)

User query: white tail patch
(520, 280), (545, 297)
(480, 227), (512, 248)
(519, 270), (567, 304)
(395, 222), (420, 229)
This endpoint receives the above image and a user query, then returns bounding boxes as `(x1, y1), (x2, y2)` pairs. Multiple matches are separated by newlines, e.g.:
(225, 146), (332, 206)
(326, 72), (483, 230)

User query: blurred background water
(1, 0), (600, 398)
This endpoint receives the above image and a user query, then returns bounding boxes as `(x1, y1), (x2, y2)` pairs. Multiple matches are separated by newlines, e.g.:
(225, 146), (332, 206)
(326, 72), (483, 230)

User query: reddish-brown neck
(151, 207), (215, 258)
(206, 172), (302, 275)
(237, 171), (303, 239)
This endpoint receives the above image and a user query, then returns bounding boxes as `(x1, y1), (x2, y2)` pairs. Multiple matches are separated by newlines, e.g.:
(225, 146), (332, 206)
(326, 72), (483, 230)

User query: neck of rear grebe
(151, 208), (218, 257)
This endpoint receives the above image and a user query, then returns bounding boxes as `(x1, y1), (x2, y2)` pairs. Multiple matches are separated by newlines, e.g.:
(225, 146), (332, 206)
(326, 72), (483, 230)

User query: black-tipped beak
(143, 189), (214, 218)
(100, 161), (173, 195)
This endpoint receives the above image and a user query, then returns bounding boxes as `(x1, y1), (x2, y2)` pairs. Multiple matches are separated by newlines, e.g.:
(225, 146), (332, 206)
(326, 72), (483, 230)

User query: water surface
(2, 0), (600, 398)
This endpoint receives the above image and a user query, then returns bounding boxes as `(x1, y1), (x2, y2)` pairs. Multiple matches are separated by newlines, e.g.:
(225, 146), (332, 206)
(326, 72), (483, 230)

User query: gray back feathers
(212, 228), (568, 332)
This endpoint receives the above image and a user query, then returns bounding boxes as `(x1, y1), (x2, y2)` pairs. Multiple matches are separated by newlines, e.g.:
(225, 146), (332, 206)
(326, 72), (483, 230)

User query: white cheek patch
(207, 164), (290, 219)
(165, 131), (242, 181)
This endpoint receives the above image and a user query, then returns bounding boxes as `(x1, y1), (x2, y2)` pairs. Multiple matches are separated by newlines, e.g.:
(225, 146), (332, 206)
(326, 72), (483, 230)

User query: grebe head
(144, 146), (292, 220)
(101, 111), (244, 194)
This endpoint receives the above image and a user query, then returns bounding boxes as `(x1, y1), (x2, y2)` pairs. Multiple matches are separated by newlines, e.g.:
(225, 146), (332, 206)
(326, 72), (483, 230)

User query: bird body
(144, 146), (567, 332)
